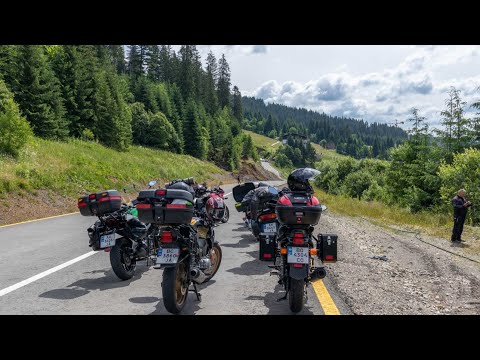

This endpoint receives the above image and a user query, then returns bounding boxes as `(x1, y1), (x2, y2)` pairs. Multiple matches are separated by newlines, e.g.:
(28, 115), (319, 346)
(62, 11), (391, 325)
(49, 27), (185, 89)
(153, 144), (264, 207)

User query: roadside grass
(0, 137), (228, 197)
(244, 130), (281, 155)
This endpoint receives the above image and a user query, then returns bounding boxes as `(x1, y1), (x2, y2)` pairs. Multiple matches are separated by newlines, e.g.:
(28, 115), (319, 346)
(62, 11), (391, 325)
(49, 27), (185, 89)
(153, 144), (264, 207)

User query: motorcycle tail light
(89, 194), (96, 200)
(259, 213), (276, 222)
(293, 264), (303, 268)
(292, 232), (305, 245)
(263, 254), (272, 259)
(156, 189), (167, 197)
(160, 231), (173, 243)
(78, 199), (87, 208)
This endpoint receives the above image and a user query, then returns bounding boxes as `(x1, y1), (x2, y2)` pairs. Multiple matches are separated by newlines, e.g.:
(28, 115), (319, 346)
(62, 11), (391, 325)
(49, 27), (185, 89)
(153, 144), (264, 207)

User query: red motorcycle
(211, 185), (229, 223)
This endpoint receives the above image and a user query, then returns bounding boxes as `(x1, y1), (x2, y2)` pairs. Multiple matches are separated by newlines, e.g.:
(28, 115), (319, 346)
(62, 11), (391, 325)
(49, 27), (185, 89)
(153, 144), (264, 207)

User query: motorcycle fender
(289, 264), (308, 280)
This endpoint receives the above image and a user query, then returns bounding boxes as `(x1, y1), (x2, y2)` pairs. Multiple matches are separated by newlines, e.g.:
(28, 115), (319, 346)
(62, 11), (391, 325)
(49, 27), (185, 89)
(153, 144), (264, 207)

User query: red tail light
(156, 189), (167, 197)
(78, 199), (87, 208)
(89, 194), (96, 200)
(292, 232), (304, 245)
(259, 213), (277, 221)
(166, 204), (187, 209)
(160, 231), (173, 243)
(136, 203), (151, 209)
(263, 254), (272, 259)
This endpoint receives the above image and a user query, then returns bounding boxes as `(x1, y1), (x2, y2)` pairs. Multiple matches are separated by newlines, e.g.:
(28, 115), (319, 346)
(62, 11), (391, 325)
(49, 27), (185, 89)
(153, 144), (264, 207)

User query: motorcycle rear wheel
(162, 262), (189, 314)
(221, 206), (230, 223)
(202, 244), (223, 283)
(288, 278), (305, 313)
(110, 237), (136, 280)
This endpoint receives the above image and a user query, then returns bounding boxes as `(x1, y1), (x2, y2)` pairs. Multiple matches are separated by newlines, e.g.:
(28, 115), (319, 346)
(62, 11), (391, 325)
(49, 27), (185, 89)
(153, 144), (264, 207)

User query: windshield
(290, 168), (321, 181)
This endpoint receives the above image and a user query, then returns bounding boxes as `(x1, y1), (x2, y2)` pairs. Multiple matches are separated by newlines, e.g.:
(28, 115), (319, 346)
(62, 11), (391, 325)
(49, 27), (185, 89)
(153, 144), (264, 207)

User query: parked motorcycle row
(77, 168), (337, 314)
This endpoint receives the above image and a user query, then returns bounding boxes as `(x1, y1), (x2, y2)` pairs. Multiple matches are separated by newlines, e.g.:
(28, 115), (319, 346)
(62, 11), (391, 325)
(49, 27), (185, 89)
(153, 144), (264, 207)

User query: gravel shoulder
(318, 212), (480, 315)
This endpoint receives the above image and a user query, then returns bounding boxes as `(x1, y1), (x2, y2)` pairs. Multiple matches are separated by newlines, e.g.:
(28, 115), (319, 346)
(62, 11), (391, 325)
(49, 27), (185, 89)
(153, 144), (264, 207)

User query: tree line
(242, 95), (407, 159)
(0, 45), (256, 171)
(315, 88), (480, 225)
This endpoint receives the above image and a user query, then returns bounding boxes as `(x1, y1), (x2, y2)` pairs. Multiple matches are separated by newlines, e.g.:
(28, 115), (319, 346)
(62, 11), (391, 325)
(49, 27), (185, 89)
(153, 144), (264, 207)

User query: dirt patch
(232, 161), (282, 183)
(318, 212), (480, 314)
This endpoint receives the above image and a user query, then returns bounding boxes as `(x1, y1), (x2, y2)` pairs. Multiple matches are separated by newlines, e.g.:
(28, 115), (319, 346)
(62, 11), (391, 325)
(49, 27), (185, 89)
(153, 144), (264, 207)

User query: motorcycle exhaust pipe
(310, 267), (326, 281)
(191, 268), (208, 284)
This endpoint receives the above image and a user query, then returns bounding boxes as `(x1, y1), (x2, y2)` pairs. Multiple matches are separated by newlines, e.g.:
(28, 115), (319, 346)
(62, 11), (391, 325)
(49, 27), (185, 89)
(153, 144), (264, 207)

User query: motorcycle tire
(221, 206), (230, 223)
(162, 262), (189, 314)
(110, 237), (136, 281)
(288, 278), (305, 313)
(202, 244), (223, 283)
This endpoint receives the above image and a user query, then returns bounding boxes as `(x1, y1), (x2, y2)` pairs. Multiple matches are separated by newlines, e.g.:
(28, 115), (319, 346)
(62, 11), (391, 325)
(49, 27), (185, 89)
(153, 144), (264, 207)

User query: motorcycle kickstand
(190, 282), (202, 301)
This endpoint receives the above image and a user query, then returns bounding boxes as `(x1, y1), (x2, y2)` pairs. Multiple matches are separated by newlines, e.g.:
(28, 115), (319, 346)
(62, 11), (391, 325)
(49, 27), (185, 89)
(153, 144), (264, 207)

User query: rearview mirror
(148, 180), (157, 187)
(321, 205), (328, 212)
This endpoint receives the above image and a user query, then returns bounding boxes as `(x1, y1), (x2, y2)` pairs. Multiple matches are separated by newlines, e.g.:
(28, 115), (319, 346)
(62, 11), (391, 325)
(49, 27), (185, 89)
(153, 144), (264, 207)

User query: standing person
(237, 175), (241, 184)
(451, 189), (472, 243)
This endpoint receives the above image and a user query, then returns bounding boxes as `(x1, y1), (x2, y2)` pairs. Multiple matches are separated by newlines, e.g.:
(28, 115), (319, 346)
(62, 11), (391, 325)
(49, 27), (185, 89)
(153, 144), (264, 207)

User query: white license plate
(156, 248), (180, 264)
(100, 233), (116, 248)
(287, 247), (309, 264)
(263, 222), (277, 234)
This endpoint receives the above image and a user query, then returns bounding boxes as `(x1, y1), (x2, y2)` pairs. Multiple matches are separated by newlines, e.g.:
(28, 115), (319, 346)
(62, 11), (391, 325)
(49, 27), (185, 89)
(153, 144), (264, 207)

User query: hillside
(0, 138), (231, 225)
(242, 96), (407, 159)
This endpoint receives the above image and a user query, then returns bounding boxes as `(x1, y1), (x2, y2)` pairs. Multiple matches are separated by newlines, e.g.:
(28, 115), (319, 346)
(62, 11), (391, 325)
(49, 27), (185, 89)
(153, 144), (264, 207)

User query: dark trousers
(451, 216), (465, 241)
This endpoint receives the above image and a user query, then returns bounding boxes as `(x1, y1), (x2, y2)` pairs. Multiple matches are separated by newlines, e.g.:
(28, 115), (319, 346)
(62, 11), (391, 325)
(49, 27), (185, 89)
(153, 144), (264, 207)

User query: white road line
(0, 251), (98, 297)
(225, 192), (232, 196)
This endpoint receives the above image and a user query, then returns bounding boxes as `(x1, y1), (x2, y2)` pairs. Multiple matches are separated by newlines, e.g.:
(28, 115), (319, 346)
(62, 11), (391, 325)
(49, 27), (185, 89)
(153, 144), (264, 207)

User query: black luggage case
(136, 189), (194, 225)
(232, 182), (256, 203)
(317, 233), (338, 263)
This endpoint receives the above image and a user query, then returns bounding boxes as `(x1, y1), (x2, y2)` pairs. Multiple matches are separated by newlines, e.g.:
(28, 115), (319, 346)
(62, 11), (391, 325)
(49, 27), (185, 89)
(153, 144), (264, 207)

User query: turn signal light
(280, 248), (287, 255)
(309, 248), (318, 256)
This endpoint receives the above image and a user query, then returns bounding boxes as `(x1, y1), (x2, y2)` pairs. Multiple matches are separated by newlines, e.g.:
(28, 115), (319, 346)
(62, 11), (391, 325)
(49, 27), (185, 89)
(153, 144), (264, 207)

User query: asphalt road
(0, 181), (348, 315)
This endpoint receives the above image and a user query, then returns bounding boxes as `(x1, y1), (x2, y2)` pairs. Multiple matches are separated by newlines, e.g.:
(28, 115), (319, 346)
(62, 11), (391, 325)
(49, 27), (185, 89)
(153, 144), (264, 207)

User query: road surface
(0, 181), (348, 315)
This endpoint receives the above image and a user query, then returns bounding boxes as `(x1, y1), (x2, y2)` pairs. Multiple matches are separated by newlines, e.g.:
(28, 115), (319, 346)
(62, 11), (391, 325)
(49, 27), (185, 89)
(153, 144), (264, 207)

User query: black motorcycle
(136, 180), (222, 314)
(78, 190), (153, 280)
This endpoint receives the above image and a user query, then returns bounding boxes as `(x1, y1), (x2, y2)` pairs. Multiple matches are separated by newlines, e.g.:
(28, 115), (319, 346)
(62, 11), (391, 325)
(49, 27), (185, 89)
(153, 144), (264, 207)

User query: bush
(0, 80), (33, 158)
(343, 171), (374, 199)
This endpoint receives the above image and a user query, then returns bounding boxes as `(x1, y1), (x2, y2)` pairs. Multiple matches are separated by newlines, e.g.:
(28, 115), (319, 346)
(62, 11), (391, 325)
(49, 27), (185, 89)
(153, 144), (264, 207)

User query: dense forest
(314, 89), (480, 225)
(242, 96), (408, 159)
(0, 45), (257, 170)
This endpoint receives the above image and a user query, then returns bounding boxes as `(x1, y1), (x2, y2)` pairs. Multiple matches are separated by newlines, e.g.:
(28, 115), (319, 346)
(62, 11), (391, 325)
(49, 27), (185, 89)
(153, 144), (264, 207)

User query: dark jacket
(452, 195), (468, 217)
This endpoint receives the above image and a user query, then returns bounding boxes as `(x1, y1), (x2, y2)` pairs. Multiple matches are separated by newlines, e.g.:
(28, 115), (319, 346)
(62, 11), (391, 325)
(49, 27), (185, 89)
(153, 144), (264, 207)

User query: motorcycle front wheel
(110, 237), (136, 280)
(162, 262), (189, 314)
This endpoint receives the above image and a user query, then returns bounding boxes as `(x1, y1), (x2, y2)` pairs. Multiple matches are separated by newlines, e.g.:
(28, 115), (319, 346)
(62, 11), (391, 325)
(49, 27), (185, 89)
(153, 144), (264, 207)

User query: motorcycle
(270, 168), (338, 313)
(136, 180), (222, 314)
(211, 184), (229, 223)
(78, 189), (154, 280)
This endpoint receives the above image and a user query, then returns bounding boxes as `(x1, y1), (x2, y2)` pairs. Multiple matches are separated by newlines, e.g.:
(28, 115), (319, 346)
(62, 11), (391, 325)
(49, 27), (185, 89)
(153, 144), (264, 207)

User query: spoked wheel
(162, 262), (189, 314)
(110, 238), (136, 280)
(202, 244), (223, 283)
(288, 278), (306, 313)
(221, 206), (230, 223)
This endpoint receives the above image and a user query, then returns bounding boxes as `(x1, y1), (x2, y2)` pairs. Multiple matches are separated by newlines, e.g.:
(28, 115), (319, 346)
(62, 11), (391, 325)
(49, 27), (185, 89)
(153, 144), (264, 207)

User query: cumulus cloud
(250, 46), (480, 127)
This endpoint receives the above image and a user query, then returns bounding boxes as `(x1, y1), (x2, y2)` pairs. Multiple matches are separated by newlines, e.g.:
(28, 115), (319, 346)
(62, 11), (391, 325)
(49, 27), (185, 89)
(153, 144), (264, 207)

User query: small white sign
(287, 247), (309, 264)
(100, 233), (116, 248)
(263, 222), (277, 234)
(156, 248), (180, 264)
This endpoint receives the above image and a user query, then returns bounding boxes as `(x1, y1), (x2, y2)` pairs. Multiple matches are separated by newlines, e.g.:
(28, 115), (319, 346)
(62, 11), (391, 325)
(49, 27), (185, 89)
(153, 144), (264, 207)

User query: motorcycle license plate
(287, 247), (309, 264)
(263, 222), (277, 234)
(100, 233), (116, 248)
(156, 248), (180, 264)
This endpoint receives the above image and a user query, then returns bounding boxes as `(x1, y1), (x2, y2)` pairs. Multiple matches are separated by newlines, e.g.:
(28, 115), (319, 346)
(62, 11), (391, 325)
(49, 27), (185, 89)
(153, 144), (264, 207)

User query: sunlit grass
(0, 138), (228, 197)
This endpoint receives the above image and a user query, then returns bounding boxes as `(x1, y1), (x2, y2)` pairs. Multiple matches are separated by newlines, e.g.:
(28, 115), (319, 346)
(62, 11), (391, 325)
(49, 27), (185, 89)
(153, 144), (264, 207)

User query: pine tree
(217, 54), (231, 109)
(204, 51), (218, 115)
(14, 45), (68, 139)
(106, 45), (126, 74)
(146, 45), (161, 82)
(232, 85), (243, 124)
(179, 45), (197, 101)
(0, 45), (17, 89)
(159, 45), (173, 83)
(183, 99), (203, 158)
(127, 45), (143, 79)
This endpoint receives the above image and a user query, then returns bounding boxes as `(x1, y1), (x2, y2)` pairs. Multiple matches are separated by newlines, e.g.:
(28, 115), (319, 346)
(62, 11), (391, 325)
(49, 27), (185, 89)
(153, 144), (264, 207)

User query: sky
(179, 45), (480, 129)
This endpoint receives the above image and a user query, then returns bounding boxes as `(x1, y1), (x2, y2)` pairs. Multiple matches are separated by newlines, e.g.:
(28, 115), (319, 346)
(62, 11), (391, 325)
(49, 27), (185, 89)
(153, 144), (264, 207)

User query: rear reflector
(77, 202), (87, 208)
(89, 194), (96, 200)
(166, 204), (187, 209)
(259, 213), (277, 221)
(293, 264), (303, 268)
(98, 196), (122, 203)
(161, 231), (173, 243)
(263, 254), (272, 259)
(136, 203), (151, 210)
(325, 255), (334, 260)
